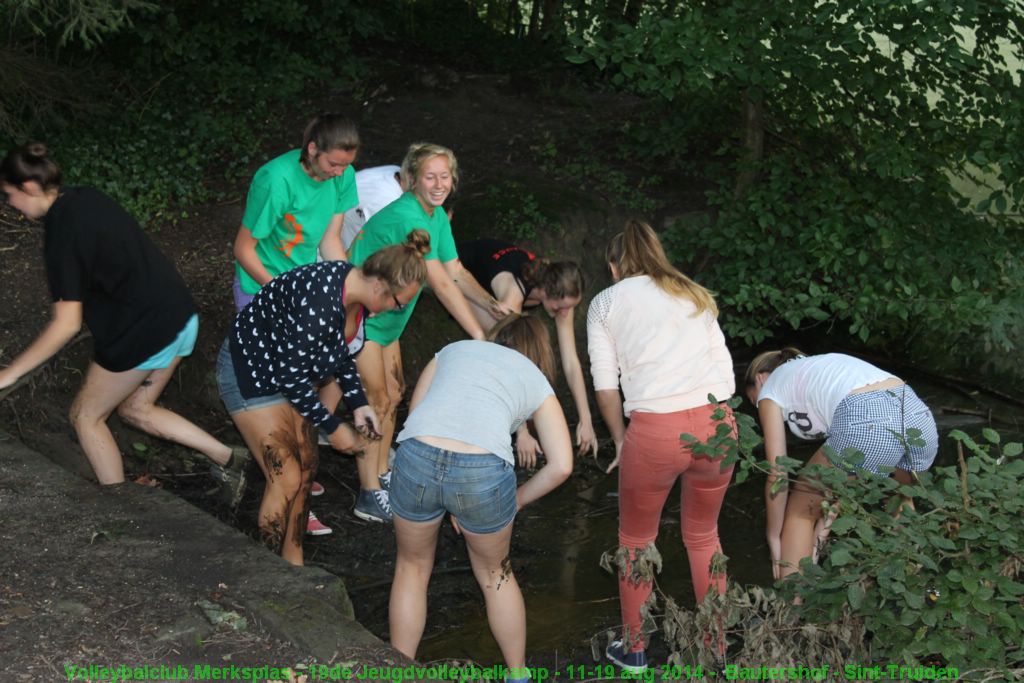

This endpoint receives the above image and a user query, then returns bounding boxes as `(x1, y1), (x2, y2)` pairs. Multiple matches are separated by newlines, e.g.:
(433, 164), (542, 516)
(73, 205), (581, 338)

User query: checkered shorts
(825, 384), (938, 474)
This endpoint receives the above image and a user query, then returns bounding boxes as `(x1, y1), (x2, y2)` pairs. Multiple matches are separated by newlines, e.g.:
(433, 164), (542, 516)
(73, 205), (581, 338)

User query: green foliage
(777, 430), (1024, 670)
(531, 130), (664, 213)
(683, 395), (763, 480)
(5, 0), (154, 48)
(3, 0), (394, 221)
(485, 181), (550, 241)
(566, 0), (1024, 359)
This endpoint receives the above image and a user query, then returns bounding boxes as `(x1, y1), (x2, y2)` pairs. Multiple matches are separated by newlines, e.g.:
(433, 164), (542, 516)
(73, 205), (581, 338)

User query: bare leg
(389, 515), (443, 659)
(464, 523), (527, 677)
(70, 363), (154, 484)
(892, 467), (917, 517)
(231, 403), (316, 566)
(778, 449), (830, 579)
(116, 356), (232, 465)
(378, 342), (404, 478)
(355, 341), (403, 486)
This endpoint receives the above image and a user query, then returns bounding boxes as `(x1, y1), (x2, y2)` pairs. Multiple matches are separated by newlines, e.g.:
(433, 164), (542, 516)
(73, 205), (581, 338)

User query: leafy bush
(780, 429), (1024, 670)
(2, 0), (393, 222)
(566, 0), (1024, 363)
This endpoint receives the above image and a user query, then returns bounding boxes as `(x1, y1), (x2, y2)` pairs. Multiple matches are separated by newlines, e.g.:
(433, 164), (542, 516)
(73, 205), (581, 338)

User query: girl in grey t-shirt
(388, 315), (574, 683)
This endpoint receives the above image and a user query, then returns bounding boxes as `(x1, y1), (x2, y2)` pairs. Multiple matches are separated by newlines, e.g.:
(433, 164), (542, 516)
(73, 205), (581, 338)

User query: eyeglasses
(392, 293), (407, 312)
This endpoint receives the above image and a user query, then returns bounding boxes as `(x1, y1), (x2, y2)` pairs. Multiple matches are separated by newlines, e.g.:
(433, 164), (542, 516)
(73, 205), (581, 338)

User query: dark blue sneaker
(354, 488), (392, 523)
(605, 640), (648, 674)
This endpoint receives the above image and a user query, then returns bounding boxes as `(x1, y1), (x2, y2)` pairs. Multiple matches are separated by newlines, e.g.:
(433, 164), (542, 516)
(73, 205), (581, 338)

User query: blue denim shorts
(215, 339), (288, 414)
(825, 384), (938, 474)
(390, 438), (518, 534)
(135, 314), (199, 370)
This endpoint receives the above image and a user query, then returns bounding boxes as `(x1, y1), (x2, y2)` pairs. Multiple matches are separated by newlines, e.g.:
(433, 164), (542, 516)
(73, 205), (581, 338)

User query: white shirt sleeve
(586, 287), (620, 392)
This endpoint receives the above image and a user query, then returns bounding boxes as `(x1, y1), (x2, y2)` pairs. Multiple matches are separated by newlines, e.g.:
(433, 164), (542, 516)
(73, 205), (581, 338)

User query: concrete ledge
(0, 430), (379, 662)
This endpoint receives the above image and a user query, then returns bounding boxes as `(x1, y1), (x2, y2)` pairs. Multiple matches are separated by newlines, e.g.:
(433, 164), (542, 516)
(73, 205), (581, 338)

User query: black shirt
(458, 238), (536, 299)
(43, 187), (195, 372)
(228, 261), (368, 434)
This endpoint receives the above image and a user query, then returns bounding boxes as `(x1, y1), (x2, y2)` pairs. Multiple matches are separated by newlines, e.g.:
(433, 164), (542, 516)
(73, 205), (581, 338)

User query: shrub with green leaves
(567, 0), (1024, 364)
(778, 428), (1024, 670)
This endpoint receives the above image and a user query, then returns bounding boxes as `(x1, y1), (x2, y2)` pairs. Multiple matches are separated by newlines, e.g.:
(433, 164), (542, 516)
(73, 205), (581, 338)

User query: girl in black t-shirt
(0, 143), (247, 491)
(457, 238), (598, 463)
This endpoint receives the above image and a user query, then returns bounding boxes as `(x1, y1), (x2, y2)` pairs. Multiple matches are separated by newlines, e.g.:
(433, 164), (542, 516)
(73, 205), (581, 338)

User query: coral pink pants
(616, 404), (735, 652)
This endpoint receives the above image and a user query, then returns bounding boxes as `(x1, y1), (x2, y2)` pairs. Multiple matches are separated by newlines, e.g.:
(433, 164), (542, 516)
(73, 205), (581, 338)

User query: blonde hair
(401, 142), (459, 192)
(743, 347), (806, 388)
(606, 219), (718, 317)
(486, 314), (556, 386)
(361, 229), (431, 292)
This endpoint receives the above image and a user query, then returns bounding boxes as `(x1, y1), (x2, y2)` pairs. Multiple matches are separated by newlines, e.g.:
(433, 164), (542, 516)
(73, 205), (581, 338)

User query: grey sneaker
(378, 470), (392, 491)
(354, 488), (392, 523)
(209, 447), (250, 508)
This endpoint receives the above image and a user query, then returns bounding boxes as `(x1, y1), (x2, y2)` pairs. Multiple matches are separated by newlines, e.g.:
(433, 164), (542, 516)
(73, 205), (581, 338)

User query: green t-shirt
(236, 149), (358, 294)
(349, 191), (458, 345)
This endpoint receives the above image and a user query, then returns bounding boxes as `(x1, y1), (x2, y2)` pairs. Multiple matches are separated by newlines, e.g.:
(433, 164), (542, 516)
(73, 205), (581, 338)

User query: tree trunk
(623, 0), (645, 25)
(528, 0), (542, 37)
(734, 87), (764, 200)
(540, 0), (563, 41)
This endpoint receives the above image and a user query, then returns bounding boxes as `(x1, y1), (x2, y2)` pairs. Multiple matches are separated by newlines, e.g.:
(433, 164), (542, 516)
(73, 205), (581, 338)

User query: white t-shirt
(342, 165), (403, 249)
(587, 275), (735, 416)
(756, 354), (897, 440)
(397, 340), (555, 465)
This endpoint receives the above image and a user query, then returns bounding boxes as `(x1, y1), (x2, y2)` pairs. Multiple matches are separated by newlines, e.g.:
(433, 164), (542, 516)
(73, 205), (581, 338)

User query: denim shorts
(135, 314), (199, 370)
(390, 438), (518, 534)
(215, 339), (288, 414)
(825, 384), (938, 474)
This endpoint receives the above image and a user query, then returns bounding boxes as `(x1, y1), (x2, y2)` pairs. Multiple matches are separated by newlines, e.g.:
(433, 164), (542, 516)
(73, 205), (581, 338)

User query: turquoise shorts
(135, 314), (199, 371)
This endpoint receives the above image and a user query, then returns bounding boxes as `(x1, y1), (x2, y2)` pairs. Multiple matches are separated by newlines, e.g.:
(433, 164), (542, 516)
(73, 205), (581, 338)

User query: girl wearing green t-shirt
(232, 113), (360, 536)
(348, 143), (509, 523)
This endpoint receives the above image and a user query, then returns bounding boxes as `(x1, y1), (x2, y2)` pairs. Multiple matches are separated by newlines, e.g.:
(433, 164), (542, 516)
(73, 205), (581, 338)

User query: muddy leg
(231, 403), (313, 565)
(464, 523), (527, 678)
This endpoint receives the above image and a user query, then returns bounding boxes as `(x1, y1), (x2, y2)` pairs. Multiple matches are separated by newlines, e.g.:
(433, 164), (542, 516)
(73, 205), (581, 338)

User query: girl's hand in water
(605, 440), (623, 474)
(576, 420), (598, 458)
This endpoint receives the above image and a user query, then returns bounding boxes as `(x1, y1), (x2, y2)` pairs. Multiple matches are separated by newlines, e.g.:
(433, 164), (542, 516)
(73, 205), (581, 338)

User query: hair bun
(404, 228), (432, 256)
(24, 142), (49, 160)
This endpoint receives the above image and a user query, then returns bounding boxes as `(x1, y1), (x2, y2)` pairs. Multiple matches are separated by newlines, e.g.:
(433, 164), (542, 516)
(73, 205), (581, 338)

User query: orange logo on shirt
(277, 213), (304, 257)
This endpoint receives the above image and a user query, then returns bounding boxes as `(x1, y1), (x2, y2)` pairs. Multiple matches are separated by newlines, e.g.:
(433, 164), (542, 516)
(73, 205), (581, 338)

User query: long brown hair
(606, 219), (718, 317)
(361, 229), (431, 292)
(300, 113), (359, 165)
(487, 314), (557, 386)
(521, 259), (584, 299)
(743, 347), (806, 388)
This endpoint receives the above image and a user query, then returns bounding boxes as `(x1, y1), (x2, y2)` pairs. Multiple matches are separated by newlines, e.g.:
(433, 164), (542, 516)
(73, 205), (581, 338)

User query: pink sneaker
(310, 481), (325, 497)
(305, 511), (333, 536)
